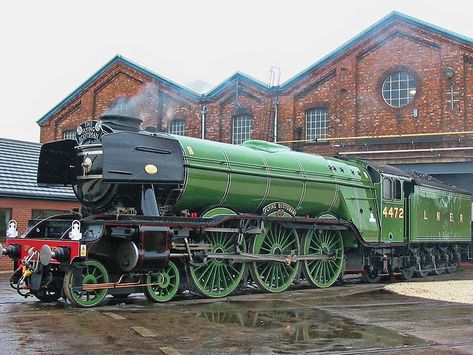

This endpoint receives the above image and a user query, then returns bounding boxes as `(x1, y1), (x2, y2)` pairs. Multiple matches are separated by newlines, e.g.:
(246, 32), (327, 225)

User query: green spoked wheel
(144, 260), (180, 302)
(250, 223), (300, 293)
(189, 228), (246, 298)
(63, 259), (109, 308)
(302, 229), (344, 288)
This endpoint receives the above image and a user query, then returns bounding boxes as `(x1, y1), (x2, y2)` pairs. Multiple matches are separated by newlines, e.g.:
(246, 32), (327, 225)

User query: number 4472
(382, 207), (404, 219)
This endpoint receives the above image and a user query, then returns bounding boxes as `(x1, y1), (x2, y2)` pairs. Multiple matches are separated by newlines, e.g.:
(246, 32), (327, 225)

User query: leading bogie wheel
(144, 260), (180, 303)
(302, 229), (344, 288)
(31, 289), (62, 303)
(63, 259), (109, 308)
(189, 226), (246, 298)
(249, 223), (300, 293)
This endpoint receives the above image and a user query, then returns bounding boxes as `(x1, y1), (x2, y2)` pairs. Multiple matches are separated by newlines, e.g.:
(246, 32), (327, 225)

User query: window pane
(0, 209), (12, 237)
(306, 108), (328, 140)
(169, 120), (186, 136)
(382, 178), (392, 199)
(32, 210), (64, 220)
(382, 71), (417, 108)
(63, 130), (76, 140)
(393, 180), (402, 200)
(232, 115), (252, 144)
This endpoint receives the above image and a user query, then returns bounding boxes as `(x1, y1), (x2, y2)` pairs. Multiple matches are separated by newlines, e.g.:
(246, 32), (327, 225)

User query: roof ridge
(280, 11), (473, 89)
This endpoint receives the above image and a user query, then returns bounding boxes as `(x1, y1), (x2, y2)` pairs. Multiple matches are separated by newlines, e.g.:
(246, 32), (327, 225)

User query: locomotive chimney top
(100, 114), (143, 132)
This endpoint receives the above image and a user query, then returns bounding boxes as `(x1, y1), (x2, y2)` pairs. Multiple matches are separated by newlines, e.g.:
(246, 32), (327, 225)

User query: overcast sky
(1, 0), (473, 142)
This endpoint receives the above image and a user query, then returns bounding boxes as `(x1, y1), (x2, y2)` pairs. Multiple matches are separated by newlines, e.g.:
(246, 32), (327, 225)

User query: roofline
(204, 71), (269, 97)
(37, 55), (202, 125)
(0, 192), (77, 202)
(280, 11), (473, 89)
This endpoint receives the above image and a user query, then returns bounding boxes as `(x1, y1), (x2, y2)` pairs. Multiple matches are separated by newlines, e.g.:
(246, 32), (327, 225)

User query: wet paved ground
(1, 269), (473, 354)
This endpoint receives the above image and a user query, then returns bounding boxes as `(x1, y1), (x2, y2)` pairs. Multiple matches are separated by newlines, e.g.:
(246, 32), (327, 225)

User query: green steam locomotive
(1, 114), (471, 307)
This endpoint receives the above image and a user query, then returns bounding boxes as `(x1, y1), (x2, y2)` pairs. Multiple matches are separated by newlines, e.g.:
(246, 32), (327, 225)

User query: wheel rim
(145, 260), (180, 302)
(68, 259), (109, 307)
(302, 229), (344, 288)
(250, 223), (300, 293)
(189, 228), (246, 297)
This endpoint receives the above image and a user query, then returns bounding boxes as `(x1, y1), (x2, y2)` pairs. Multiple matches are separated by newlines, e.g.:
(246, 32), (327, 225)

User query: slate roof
(37, 12), (473, 126)
(0, 138), (76, 201)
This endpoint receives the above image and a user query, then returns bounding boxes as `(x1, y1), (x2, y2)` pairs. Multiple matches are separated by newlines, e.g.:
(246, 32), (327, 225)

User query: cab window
(382, 178), (392, 199)
(393, 179), (402, 200)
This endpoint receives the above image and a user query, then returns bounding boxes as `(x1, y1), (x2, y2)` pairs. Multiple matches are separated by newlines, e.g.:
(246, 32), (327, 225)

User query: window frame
(168, 119), (186, 136)
(381, 71), (417, 108)
(382, 177), (403, 201)
(0, 208), (12, 239)
(232, 114), (252, 145)
(305, 108), (329, 141)
(63, 130), (76, 140)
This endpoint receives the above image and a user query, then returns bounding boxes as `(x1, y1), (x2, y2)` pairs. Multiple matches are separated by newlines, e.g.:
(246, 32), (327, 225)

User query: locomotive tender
(1, 114), (471, 307)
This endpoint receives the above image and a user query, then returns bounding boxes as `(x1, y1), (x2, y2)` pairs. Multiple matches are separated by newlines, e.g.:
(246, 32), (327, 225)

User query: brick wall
(0, 198), (78, 271)
(39, 16), (473, 164)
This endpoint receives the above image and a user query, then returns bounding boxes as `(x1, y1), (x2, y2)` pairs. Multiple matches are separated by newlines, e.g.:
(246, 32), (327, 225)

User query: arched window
(232, 115), (252, 144)
(382, 71), (417, 108)
(169, 119), (186, 136)
(63, 130), (76, 140)
(306, 108), (328, 141)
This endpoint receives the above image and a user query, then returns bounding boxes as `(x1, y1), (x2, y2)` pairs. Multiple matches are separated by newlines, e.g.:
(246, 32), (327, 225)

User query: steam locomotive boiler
(1, 114), (471, 307)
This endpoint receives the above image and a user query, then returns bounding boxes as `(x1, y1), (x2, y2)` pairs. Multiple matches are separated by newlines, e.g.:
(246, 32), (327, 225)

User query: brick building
(0, 138), (77, 271)
(37, 11), (473, 194)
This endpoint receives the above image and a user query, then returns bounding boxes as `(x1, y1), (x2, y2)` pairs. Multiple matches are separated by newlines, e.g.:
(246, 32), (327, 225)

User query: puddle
(193, 304), (427, 353)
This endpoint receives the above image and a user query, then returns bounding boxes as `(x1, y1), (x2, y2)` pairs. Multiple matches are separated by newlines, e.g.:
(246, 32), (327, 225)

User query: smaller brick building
(0, 138), (77, 271)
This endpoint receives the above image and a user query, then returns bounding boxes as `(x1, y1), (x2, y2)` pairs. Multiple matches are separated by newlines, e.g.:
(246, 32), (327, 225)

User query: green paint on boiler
(172, 135), (379, 244)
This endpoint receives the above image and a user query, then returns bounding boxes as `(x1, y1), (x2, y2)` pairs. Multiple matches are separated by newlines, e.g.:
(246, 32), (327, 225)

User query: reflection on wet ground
(1, 270), (473, 354)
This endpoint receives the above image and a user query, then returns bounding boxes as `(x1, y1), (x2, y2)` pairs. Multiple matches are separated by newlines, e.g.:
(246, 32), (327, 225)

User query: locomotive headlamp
(6, 220), (18, 238)
(69, 220), (82, 241)
(40, 245), (69, 266)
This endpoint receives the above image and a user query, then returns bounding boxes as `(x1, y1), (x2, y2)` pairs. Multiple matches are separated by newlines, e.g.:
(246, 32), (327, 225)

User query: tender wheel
(302, 229), (344, 288)
(401, 249), (416, 280)
(401, 267), (414, 280)
(144, 260), (180, 302)
(361, 269), (381, 283)
(446, 247), (459, 274)
(31, 289), (61, 303)
(63, 259), (109, 308)
(432, 247), (445, 276)
(415, 248), (430, 278)
(189, 227), (246, 298)
(249, 223), (300, 293)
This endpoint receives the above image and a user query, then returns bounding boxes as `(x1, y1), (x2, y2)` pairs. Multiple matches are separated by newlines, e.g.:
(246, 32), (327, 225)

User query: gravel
(385, 280), (473, 304)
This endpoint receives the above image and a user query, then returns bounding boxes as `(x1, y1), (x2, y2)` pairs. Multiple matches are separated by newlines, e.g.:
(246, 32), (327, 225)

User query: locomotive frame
(1, 114), (471, 307)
